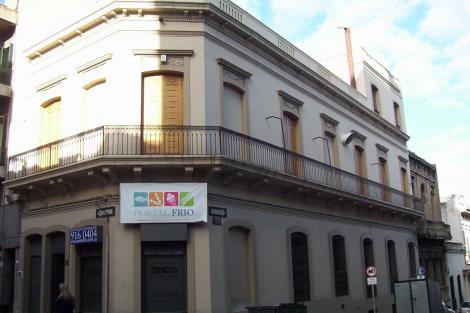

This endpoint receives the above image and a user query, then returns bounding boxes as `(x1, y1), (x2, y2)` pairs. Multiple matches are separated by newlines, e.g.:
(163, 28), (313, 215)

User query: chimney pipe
(343, 27), (356, 89)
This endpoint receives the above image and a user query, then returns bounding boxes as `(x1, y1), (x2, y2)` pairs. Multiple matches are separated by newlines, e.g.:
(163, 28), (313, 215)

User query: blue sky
(232, 0), (470, 202)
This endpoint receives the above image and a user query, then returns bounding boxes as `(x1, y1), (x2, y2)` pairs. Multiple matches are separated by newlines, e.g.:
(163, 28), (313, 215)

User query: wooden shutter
(162, 75), (183, 126)
(223, 85), (243, 133)
(42, 100), (61, 144)
(40, 100), (61, 168)
(283, 113), (297, 152)
(142, 74), (183, 154)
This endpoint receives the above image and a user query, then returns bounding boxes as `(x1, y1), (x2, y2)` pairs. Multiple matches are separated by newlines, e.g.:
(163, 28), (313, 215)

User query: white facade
(442, 195), (470, 309)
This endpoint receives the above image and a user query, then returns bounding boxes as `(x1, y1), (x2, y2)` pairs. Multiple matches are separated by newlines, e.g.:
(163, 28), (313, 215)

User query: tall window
(420, 183), (426, 204)
(81, 79), (106, 130)
(457, 275), (463, 306)
(142, 74), (184, 154)
(408, 242), (416, 278)
(450, 276), (456, 309)
(227, 226), (253, 312)
(40, 98), (61, 144)
(371, 84), (380, 114)
(325, 133), (339, 167)
(355, 146), (367, 194)
(401, 168), (409, 193)
(394, 102), (401, 128)
(291, 232), (310, 302)
(411, 176), (416, 196)
(378, 157), (388, 200)
(283, 112), (298, 152)
(363, 238), (376, 297)
(387, 240), (398, 293)
(223, 84), (243, 133)
(332, 235), (348, 296)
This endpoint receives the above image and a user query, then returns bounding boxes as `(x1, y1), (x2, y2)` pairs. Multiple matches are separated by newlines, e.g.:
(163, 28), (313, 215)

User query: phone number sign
(70, 225), (102, 244)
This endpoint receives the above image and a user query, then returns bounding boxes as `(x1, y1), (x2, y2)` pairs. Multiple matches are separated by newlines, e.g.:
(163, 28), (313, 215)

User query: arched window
(332, 235), (348, 296)
(40, 97), (61, 144)
(290, 232), (310, 302)
(142, 74), (184, 154)
(408, 242), (417, 278)
(363, 238), (376, 297)
(387, 240), (398, 293)
(227, 226), (254, 311)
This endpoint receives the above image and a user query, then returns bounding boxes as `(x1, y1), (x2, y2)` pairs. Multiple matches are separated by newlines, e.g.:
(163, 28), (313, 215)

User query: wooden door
(40, 100), (61, 168)
(143, 75), (183, 154)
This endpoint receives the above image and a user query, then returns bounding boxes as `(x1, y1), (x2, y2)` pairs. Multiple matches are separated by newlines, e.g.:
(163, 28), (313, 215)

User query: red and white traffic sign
(366, 266), (377, 277)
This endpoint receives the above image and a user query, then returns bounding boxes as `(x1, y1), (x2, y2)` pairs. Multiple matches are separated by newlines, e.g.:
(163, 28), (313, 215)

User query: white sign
(120, 183), (207, 223)
(366, 266), (377, 277)
(367, 277), (377, 285)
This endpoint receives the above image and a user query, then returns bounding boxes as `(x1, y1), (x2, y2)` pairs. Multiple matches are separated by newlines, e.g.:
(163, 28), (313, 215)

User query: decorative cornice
(132, 49), (194, 56)
(76, 53), (113, 73)
(278, 90), (303, 106)
(217, 58), (251, 78)
(351, 130), (367, 142)
(320, 113), (339, 126)
(376, 143), (389, 152)
(398, 156), (409, 164)
(35, 74), (67, 92)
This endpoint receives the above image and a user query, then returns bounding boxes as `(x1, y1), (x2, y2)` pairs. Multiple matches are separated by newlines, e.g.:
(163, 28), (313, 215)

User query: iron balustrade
(7, 125), (422, 211)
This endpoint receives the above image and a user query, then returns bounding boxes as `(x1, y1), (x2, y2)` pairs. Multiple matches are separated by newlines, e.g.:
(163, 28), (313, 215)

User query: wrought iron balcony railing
(7, 125), (422, 211)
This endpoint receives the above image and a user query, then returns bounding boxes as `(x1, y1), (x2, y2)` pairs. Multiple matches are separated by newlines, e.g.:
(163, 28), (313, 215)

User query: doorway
(79, 244), (102, 313)
(141, 242), (187, 313)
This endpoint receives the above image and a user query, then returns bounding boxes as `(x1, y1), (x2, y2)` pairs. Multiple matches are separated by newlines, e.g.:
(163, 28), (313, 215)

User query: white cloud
(418, 127), (470, 201)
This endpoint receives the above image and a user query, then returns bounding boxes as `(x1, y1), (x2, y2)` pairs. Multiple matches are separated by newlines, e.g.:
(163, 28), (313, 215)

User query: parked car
(460, 301), (470, 313)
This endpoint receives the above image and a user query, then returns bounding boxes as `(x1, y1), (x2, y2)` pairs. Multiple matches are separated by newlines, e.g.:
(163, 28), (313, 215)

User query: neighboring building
(6, 1), (422, 313)
(409, 152), (451, 299)
(442, 195), (470, 310)
(0, 1), (18, 313)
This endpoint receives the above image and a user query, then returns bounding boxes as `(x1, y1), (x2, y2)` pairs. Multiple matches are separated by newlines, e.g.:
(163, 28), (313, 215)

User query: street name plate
(367, 277), (377, 285)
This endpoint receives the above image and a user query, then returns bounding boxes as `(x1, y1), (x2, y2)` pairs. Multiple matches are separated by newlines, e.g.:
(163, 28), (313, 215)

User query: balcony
(417, 220), (452, 241)
(6, 125), (423, 214)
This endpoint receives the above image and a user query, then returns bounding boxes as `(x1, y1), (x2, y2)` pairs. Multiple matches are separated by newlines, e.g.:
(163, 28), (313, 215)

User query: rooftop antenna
(338, 27), (356, 89)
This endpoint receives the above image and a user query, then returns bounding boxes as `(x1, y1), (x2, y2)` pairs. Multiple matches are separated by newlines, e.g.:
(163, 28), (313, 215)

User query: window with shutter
(332, 235), (349, 296)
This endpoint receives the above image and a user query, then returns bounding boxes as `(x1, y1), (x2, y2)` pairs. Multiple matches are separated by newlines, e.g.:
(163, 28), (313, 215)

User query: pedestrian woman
(55, 283), (75, 313)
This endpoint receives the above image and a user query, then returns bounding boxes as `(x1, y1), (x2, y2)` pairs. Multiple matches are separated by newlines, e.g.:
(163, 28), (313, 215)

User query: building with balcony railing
(6, 1), (422, 313)
(409, 151), (451, 303)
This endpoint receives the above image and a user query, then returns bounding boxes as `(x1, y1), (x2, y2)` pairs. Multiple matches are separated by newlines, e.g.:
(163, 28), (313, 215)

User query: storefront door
(142, 243), (186, 313)
(79, 245), (102, 313)
(29, 256), (41, 313)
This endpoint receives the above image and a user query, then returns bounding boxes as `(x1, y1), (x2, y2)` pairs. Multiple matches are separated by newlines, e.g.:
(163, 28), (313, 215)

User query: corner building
(7, 1), (423, 313)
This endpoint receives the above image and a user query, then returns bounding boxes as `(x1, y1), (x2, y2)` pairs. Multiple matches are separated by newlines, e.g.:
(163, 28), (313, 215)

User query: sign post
(366, 266), (377, 313)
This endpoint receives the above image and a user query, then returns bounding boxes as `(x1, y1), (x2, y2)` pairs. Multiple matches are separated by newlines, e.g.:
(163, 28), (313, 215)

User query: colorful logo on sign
(134, 192), (148, 207)
(133, 191), (194, 207)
